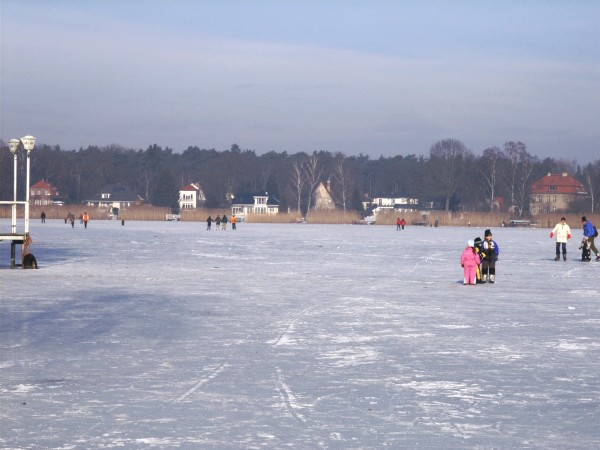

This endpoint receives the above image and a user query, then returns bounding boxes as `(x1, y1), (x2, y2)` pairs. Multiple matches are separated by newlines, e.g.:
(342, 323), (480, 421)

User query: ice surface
(1, 219), (599, 448)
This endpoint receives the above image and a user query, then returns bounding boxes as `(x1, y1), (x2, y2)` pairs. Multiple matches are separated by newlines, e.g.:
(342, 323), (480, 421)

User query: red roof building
(30, 179), (62, 206)
(178, 182), (206, 209)
(529, 173), (587, 215)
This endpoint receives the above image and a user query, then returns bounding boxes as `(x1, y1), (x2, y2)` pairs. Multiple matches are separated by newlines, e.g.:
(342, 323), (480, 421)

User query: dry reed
(1, 204), (598, 228)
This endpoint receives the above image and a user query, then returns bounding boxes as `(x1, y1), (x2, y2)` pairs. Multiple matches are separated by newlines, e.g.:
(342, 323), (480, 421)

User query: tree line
(1, 139), (599, 216)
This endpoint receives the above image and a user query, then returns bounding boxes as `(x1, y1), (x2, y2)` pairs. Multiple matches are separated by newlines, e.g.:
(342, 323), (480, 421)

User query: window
(549, 185), (556, 191)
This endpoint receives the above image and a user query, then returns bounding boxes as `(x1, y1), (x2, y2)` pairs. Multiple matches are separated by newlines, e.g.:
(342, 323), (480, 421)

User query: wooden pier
(0, 234), (25, 269)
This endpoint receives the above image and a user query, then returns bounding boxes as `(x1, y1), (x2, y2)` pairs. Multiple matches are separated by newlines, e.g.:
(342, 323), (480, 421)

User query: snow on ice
(1, 219), (599, 448)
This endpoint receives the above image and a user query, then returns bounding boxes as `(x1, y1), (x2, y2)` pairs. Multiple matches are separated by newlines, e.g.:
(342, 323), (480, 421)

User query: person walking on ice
(460, 239), (480, 285)
(581, 216), (599, 261)
(550, 217), (571, 261)
(479, 229), (499, 283)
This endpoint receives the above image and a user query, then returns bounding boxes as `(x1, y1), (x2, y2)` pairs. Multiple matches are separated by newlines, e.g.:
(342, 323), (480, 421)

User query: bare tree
(331, 152), (355, 214)
(501, 141), (537, 216)
(583, 162), (600, 214)
(303, 153), (323, 217)
(289, 158), (305, 216)
(479, 146), (503, 212)
(429, 139), (471, 211)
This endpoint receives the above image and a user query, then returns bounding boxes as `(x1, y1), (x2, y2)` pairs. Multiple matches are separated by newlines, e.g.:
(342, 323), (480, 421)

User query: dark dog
(22, 253), (38, 269)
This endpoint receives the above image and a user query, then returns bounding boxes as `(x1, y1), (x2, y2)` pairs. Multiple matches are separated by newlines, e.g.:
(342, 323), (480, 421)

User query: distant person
(121, 217), (125, 226)
(207, 216), (213, 230)
(400, 218), (406, 230)
(460, 239), (480, 285)
(40, 211), (46, 223)
(479, 229), (499, 283)
(581, 216), (599, 261)
(83, 211), (89, 228)
(231, 215), (237, 230)
(221, 214), (228, 230)
(396, 217), (401, 231)
(79, 213), (83, 224)
(550, 217), (571, 261)
(215, 216), (221, 229)
(69, 212), (75, 228)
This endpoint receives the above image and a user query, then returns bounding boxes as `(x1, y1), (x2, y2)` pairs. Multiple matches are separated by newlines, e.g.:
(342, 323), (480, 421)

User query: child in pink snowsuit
(460, 240), (481, 285)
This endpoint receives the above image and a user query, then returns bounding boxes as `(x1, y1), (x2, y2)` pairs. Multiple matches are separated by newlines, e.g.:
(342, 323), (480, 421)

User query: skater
(221, 214), (228, 230)
(396, 217), (401, 230)
(400, 218), (406, 230)
(83, 211), (89, 228)
(460, 239), (480, 285)
(479, 229), (499, 283)
(550, 217), (571, 261)
(206, 216), (213, 231)
(215, 215), (221, 229)
(231, 215), (237, 230)
(40, 211), (46, 223)
(581, 216), (599, 261)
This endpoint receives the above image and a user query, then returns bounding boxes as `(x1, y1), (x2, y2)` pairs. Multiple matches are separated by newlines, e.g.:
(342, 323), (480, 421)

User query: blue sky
(1, 0), (599, 163)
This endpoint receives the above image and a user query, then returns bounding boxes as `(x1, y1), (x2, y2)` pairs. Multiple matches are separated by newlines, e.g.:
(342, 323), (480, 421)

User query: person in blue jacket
(479, 229), (499, 283)
(581, 216), (599, 261)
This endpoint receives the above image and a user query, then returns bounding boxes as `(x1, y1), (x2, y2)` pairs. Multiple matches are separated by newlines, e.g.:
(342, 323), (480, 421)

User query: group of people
(396, 217), (406, 230)
(60, 211), (90, 228)
(461, 229), (499, 285)
(206, 215), (237, 231)
(460, 216), (599, 286)
(551, 216), (599, 262)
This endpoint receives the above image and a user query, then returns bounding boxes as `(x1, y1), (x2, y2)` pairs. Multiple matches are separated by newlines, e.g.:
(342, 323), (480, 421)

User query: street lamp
(8, 139), (20, 235)
(20, 135), (36, 234)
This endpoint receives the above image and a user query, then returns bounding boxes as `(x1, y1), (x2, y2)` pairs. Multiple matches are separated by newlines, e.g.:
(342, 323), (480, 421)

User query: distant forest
(1, 139), (599, 216)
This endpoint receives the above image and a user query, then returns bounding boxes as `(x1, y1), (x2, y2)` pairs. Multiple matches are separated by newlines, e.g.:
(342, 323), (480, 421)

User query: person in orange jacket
(83, 212), (89, 228)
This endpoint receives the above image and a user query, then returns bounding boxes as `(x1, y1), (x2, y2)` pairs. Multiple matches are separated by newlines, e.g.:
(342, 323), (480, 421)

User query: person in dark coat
(207, 216), (213, 231)
(479, 229), (499, 283)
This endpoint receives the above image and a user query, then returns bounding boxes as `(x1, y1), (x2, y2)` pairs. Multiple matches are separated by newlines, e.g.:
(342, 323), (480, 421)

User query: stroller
(579, 237), (592, 262)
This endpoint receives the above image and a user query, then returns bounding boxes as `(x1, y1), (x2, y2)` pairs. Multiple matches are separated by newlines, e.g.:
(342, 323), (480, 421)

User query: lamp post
(8, 139), (20, 235)
(21, 136), (36, 234)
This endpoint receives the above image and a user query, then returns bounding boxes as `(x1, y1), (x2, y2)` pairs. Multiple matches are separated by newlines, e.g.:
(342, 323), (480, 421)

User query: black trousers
(481, 259), (495, 276)
(555, 242), (566, 256)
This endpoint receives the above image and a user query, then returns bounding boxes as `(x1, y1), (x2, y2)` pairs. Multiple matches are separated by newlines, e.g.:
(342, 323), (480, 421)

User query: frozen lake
(1, 219), (599, 448)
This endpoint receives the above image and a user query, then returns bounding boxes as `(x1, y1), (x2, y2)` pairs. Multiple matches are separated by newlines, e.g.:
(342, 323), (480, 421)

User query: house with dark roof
(86, 184), (144, 215)
(231, 193), (279, 218)
(30, 179), (62, 206)
(529, 173), (587, 215)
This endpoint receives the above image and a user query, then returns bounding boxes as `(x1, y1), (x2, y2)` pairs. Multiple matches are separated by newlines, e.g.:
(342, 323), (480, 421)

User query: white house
(368, 195), (419, 213)
(231, 193), (279, 217)
(178, 183), (206, 210)
(86, 184), (144, 216)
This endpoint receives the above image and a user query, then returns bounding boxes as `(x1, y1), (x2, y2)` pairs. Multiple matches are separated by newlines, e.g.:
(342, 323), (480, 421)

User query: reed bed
(2, 204), (598, 228)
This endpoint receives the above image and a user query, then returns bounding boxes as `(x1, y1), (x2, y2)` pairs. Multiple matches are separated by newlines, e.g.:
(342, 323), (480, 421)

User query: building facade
(529, 173), (587, 215)
(30, 179), (62, 206)
(178, 183), (206, 210)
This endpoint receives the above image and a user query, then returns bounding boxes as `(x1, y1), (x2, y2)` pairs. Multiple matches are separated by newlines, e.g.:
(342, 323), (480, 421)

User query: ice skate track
(171, 362), (228, 404)
(276, 366), (306, 423)
(268, 304), (320, 347)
